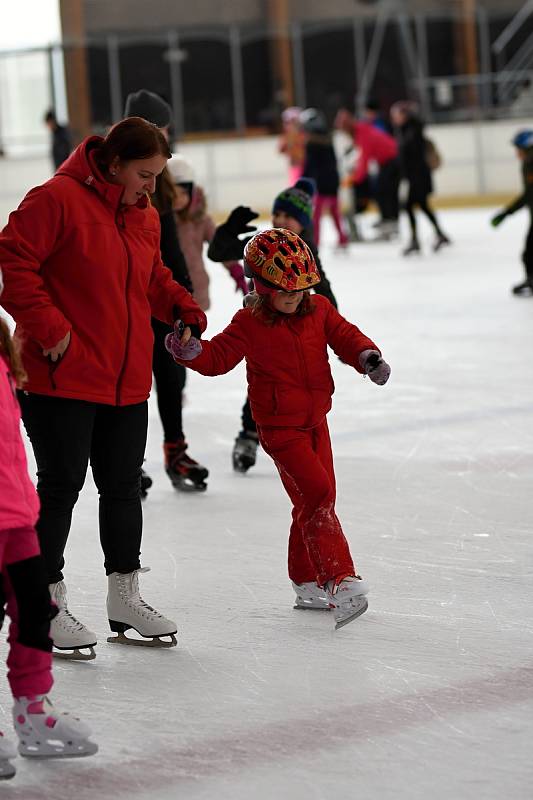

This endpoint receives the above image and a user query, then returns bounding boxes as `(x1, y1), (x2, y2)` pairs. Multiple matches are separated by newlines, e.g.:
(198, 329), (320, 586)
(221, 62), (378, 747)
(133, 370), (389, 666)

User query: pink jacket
(353, 121), (398, 183)
(0, 354), (39, 531)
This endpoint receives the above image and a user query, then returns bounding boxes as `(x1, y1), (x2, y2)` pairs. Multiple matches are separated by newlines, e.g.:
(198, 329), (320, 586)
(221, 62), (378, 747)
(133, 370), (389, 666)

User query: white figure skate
(13, 695), (98, 758)
(49, 581), (97, 660)
(292, 581), (330, 610)
(0, 731), (17, 779)
(326, 576), (369, 629)
(106, 568), (177, 647)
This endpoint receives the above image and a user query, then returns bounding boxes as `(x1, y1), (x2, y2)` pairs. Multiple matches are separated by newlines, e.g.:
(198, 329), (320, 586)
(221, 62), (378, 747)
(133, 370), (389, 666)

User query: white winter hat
(168, 154), (195, 184)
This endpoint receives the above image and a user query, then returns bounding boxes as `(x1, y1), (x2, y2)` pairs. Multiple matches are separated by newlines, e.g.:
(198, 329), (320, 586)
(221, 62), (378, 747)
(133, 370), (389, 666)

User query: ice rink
(1, 207), (532, 799)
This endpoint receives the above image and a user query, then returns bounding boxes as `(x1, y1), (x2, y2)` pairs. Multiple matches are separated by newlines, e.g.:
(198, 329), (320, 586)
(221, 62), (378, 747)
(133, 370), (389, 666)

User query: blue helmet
(512, 129), (533, 149)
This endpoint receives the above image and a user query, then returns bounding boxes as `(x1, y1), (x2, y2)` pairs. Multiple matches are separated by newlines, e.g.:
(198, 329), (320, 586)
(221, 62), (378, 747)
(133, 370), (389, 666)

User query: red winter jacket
(178, 295), (379, 429)
(353, 121), (398, 184)
(0, 138), (206, 406)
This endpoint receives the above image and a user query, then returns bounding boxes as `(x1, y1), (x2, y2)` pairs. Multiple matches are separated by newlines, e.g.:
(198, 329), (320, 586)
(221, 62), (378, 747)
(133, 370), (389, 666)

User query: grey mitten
(359, 349), (391, 385)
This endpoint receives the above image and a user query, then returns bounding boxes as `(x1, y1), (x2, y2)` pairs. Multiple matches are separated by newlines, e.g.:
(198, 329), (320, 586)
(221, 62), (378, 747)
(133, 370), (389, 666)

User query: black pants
(522, 221), (533, 283)
(152, 318), (186, 443)
(376, 158), (400, 222)
(404, 192), (444, 240)
(240, 397), (256, 435)
(19, 393), (147, 584)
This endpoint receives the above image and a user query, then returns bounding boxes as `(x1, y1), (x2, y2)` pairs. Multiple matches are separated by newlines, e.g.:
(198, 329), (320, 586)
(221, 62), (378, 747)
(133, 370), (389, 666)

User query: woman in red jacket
(166, 229), (391, 629)
(0, 117), (206, 657)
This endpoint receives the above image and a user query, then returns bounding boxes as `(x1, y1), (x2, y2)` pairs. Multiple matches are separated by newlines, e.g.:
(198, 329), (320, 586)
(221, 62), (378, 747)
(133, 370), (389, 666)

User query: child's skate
(49, 581), (97, 660)
(232, 430), (258, 473)
(292, 581), (330, 610)
(106, 568), (178, 648)
(402, 238), (421, 256)
(13, 695), (97, 758)
(164, 439), (208, 492)
(0, 732), (17, 779)
(326, 575), (369, 629)
(433, 233), (451, 252)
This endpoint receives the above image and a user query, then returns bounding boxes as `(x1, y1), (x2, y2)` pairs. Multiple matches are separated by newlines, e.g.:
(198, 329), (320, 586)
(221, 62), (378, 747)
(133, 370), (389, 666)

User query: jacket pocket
(48, 331), (78, 390)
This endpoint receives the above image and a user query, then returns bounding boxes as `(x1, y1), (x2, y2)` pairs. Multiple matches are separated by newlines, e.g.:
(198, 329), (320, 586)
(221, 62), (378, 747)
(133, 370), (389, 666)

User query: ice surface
(1, 208), (532, 799)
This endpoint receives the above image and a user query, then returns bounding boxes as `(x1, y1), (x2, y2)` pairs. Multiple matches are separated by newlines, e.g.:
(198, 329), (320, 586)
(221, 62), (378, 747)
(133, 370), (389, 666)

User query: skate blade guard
(107, 621), (177, 648)
(333, 596), (369, 630)
(53, 644), (96, 661)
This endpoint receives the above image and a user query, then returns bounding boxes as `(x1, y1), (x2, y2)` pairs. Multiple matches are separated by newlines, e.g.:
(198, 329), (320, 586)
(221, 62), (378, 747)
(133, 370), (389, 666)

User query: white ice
(1, 207), (532, 799)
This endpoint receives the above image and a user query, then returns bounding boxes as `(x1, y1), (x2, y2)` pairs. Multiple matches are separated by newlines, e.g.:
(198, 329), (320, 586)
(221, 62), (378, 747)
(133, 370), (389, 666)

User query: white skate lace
(117, 569), (164, 620)
(51, 583), (88, 633)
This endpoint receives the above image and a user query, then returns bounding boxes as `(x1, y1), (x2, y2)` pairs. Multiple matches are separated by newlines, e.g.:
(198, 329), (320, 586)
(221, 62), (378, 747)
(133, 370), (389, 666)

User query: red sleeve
(175, 309), (248, 375)
(0, 185), (71, 348)
(320, 297), (380, 372)
(148, 252), (207, 333)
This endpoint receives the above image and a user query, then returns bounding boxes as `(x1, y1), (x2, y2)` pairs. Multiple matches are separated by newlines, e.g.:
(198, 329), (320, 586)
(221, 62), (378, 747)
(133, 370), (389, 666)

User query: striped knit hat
(272, 178), (316, 228)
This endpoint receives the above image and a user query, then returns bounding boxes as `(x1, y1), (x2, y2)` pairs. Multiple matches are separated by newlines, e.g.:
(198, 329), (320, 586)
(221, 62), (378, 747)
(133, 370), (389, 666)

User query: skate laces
(51, 583), (87, 632)
(327, 575), (360, 595)
(117, 568), (163, 619)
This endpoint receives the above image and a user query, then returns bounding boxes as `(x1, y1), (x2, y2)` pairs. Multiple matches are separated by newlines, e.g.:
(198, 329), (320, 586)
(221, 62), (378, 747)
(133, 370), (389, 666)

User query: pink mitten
(227, 262), (249, 295)
(359, 349), (391, 385)
(165, 321), (203, 361)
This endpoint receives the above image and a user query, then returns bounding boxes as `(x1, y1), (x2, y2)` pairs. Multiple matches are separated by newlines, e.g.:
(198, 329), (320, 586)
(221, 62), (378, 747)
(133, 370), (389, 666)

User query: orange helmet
(243, 228), (321, 293)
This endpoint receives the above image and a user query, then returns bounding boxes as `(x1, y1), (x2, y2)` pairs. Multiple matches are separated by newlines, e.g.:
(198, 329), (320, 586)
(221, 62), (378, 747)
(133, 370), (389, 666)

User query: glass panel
(302, 27), (355, 124)
(181, 39), (234, 132)
(0, 50), (51, 156)
(87, 45), (112, 133)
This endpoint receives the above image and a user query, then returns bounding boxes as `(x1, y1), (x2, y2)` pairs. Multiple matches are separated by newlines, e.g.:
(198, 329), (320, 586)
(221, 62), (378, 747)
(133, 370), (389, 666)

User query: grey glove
(359, 349), (391, 385)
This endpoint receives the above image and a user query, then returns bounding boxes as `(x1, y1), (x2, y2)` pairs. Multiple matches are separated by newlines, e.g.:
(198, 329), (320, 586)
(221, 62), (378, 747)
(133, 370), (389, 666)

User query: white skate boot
(0, 731), (17, 779)
(292, 581), (330, 610)
(326, 575), (369, 629)
(106, 568), (177, 647)
(49, 581), (97, 660)
(13, 695), (97, 758)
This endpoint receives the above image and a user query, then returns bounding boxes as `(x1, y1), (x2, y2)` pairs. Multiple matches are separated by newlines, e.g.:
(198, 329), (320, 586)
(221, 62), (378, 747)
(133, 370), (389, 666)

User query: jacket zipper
(114, 208), (132, 405)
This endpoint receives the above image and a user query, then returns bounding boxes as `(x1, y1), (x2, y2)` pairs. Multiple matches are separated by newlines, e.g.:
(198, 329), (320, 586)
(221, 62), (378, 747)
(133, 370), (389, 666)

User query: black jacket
(303, 134), (340, 197)
(51, 125), (72, 170)
(504, 148), (533, 217)
(397, 117), (432, 200)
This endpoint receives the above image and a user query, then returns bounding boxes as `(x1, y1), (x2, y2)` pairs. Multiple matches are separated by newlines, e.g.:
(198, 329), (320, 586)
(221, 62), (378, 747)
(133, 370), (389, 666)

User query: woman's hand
(43, 331), (71, 362)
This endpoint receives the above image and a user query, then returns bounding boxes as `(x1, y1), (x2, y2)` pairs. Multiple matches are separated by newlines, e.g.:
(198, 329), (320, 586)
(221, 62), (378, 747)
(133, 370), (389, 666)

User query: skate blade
(169, 475), (207, 492)
(293, 603), (330, 611)
(334, 597), (369, 630)
(106, 631), (177, 648)
(53, 645), (96, 661)
(19, 741), (98, 759)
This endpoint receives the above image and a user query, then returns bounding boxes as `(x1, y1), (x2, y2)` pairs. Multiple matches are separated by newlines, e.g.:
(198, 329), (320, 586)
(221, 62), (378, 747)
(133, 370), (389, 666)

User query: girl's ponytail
(0, 318), (27, 386)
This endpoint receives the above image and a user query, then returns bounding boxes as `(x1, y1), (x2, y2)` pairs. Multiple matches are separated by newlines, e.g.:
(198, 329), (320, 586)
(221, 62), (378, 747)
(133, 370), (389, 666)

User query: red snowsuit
(176, 295), (379, 586)
(352, 121), (398, 184)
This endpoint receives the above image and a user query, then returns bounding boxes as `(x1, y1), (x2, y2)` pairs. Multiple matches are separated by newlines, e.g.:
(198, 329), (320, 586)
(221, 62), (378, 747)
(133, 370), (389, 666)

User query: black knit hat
(124, 90), (172, 129)
(272, 178), (316, 228)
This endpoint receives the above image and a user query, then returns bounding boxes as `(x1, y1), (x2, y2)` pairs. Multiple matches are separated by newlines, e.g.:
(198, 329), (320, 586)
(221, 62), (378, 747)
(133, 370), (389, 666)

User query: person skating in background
(278, 106), (306, 185)
(207, 177), (338, 473)
(335, 108), (399, 240)
(491, 129), (533, 296)
(124, 90), (210, 493)
(299, 108), (348, 249)
(166, 229), (390, 630)
(43, 109), (72, 171)
(362, 98), (391, 134)
(0, 117), (206, 658)
(0, 270), (96, 779)
(390, 101), (450, 256)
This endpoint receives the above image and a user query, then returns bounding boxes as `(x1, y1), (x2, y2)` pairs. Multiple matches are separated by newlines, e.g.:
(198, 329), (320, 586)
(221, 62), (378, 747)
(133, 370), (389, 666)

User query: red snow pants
(0, 526), (53, 699)
(258, 418), (355, 586)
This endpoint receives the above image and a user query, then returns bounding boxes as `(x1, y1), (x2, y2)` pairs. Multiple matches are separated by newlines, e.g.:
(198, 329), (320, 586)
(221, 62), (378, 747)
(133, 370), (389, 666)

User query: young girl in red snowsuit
(0, 272), (96, 779)
(166, 229), (391, 629)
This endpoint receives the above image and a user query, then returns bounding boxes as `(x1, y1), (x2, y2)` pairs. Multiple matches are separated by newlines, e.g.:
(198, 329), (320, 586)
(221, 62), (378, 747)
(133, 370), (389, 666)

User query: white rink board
(1, 207), (532, 799)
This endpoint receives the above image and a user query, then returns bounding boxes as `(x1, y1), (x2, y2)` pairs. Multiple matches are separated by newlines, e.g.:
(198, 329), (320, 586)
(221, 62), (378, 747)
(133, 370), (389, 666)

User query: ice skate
(292, 581), (330, 610)
(13, 695), (97, 759)
(106, 568), (177, 647)
(164, 439), (208, 492)
(232, 430), (258, 473)
(373, 220), (399, 242)
(433, 233), (451, 252)
(326, 575), (369, 630)
(402, 239), (421, 256)
(0, 732), (17, 779)
(511, 280), (533, 296)
(140, 467), (153, 499)
(49, 581), (97, 660)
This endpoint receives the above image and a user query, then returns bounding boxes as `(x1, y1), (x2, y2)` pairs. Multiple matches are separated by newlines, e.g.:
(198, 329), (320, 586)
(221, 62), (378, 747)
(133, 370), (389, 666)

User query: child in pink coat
(0, 271), (96, 779)
(168, 155), (248, 310)
(165, 230), (391, 631)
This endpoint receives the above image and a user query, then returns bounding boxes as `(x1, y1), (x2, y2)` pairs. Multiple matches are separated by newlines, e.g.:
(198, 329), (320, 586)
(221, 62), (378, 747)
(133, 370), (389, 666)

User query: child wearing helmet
(166, 229), (391, 629)
(208, 178), (339, 473)
(491, 129), (533, 296)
